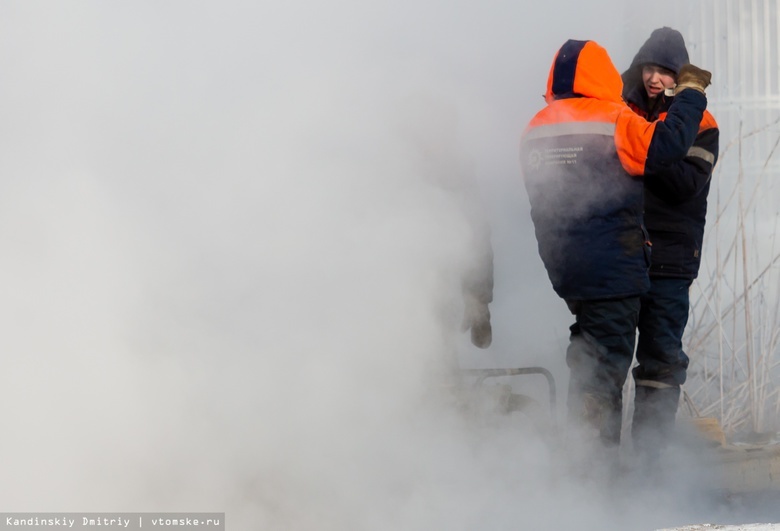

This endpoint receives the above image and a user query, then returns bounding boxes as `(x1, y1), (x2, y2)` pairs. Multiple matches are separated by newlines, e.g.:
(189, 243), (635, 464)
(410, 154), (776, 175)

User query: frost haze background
(0, 1), (746, 530)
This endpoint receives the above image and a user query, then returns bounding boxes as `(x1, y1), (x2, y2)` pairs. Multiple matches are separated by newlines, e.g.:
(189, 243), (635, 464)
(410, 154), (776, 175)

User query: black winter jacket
(622, 28), (720, 279)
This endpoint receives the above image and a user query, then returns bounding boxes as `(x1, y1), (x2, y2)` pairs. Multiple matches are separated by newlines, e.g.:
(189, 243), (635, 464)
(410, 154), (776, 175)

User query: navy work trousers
(633, 277), (692, 387)
(566, 296), (641, 446)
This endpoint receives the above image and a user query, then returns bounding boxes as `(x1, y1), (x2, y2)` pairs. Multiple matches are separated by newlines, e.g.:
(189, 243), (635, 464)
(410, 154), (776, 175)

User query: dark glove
(674, 64), (712, 95)
(461, 298), (492, 349)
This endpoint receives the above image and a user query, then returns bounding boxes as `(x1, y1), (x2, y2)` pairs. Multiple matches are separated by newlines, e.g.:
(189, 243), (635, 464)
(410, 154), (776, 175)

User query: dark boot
(568, 378), (623, 447)
(566, 390), (622, 482)
(631, 383), (681, 467)
(582, 392), (622, 447)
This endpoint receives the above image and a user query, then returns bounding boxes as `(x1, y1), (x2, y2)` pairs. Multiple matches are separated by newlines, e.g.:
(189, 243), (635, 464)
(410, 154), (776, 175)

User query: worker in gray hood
(622, 27), (720, 469)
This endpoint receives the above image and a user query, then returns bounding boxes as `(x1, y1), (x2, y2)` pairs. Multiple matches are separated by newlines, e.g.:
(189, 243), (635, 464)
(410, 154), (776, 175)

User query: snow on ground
(660, 524), (780, 530)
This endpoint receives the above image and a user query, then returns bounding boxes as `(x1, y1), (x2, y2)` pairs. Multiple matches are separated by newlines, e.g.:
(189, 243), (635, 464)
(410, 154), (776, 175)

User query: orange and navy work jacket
(520, 40), (707, 301)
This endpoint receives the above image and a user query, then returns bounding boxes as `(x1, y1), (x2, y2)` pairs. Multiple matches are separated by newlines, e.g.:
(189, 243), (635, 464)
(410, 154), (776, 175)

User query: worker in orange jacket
(520, 39), (711, 458)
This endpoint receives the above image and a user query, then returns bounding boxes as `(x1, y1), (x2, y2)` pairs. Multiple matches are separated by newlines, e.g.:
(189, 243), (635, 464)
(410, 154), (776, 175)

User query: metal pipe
(463, 367), (557, 422)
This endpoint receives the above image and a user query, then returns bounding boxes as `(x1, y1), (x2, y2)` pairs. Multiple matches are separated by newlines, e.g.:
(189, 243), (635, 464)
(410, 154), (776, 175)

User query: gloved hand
(461, 297), (492, 349)
(673, 64), (712, 95)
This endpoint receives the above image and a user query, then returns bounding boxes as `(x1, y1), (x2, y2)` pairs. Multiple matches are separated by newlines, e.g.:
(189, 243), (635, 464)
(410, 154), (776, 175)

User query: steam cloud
(0, 1), (767, 529)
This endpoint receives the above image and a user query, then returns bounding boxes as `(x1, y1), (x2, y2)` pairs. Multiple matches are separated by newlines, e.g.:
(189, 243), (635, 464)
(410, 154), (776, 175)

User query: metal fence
(678, 0), (780, 435)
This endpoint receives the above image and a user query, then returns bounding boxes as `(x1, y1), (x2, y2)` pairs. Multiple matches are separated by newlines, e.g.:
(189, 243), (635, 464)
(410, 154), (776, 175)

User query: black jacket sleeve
(645, 127), (719, 204)
(644, 89), (707, 170)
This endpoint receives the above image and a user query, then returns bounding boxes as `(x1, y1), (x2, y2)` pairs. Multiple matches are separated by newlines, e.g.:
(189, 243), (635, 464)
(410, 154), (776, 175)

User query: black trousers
(634, 277), (692, 387)
(566, 296), (641, 446)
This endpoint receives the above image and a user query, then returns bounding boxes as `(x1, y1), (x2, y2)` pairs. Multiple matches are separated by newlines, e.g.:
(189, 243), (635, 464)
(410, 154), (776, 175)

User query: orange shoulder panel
(700, 110), (718, 131)
(657, 109), (718, 133)
(526, 98), (620, 129)
(525, 98), (653, 177)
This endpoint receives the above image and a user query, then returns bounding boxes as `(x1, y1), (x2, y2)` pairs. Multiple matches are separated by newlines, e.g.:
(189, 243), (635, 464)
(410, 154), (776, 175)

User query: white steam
(0, 1), (766, 530)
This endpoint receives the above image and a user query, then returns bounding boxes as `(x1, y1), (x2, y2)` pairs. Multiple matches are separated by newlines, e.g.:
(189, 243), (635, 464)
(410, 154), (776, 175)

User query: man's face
(642, 64), (676, 99)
